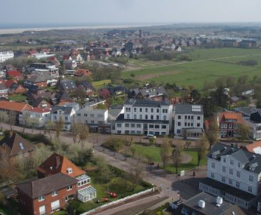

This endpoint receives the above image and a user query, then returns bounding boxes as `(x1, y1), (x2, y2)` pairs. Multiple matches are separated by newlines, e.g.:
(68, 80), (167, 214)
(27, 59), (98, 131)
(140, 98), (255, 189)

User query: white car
(145, 134), (156, 139)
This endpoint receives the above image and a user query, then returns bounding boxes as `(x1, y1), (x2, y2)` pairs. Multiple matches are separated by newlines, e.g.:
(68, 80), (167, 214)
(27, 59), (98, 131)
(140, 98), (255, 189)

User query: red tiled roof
(37, 153), (85, 178)
(0, 101), (32, 112)
(7, 70), (22, 77)
(245, 142), (261, 153)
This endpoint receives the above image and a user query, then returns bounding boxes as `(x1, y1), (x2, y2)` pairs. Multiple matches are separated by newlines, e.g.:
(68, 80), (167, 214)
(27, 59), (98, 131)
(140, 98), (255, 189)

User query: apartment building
(0, 51), (14, 63)
(19, 108), (50, 128)
(113, 99), (173, 136)
(174, 104), (204, 139)
(199, 142), (261, 210)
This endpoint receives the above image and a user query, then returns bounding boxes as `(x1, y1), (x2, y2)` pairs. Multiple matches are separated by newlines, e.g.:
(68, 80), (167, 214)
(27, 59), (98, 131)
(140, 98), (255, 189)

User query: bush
(102, 137), (126, 152)
(238, 60), (258, 66)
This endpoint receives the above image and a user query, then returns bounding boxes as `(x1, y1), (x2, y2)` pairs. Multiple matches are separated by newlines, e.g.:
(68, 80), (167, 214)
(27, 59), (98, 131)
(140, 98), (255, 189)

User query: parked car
(144, 134), (156, 139)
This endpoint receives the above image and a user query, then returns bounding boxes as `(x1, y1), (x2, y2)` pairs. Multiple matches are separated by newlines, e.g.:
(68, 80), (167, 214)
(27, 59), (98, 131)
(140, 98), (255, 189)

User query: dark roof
(77, 81), (94, 91)
(235, 107), (259, 117)
(16, 173), (78, 199)
(181, 191), (245, 215)
(200, 177), (256, 202)
(60, 80), (76, 91)
(115, 113), (169, 124)
(51, 106), (73, 115)
(0, 133), (34, 157)
(209, 142), (261, 174)
(124, 99), (170, 107)
(175, 104), (203, 115)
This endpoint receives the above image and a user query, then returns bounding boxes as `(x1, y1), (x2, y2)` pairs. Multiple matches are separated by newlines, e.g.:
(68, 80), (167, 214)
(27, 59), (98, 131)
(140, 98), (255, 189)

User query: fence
(80, 187), (156, 215)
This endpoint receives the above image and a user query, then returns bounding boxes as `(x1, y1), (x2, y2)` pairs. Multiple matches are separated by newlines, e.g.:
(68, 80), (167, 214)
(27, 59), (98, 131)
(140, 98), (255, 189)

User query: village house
(0, 51), (14, 63)
(58, 80), (77, 92)
(19, 107), (51, 128)
(174, 104), (204, 139)
(74, 69), (92, 77)
(6, 70), (23, 81)
(0, 132), (34, 161)
(0, 100), (32, 124)
(217, 111), (245, 138)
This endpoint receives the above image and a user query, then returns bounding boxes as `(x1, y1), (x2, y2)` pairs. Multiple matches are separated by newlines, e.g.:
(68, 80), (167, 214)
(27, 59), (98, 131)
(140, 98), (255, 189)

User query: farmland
(122, 48), (261, 89)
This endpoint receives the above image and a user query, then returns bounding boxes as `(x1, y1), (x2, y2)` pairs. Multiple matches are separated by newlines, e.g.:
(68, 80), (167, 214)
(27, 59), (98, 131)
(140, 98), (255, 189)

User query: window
(126, 108), (131, 112)
(125, 123), (129, 127)
(77, 113), (81, 116)
(162, 109), (168, 113)
(151, 108), (154, 113)
(117, 124), (121, 128)
(178, 122), (181, 126)
(90, 114), (94, 117)
(223, 157), (226, 163)
(211, 173), (214, 178)
(222, 177), (226, 182)
(155, 125), (160, 129)
(149, 125), (154, 128)
(211, 162), (215, 169)
(131, 124), (135, 128)
(140, 108), (142, 112)
(185, 115), (187, 120)
(127, 114), (130, 119)
(249, 175), (254, 182)
(137, 124), (141, 128)
(156, 115), (159, 120)
(134, 114), (137, 119)
(84, 114), (87, 117)
(67, 168), (72, 174)
(145, 108), (148, 112)
(52, 191), (58, 196)
(140, 115), (142, 119)
(230, 159), (234, 165)
(38, 195), (45, 202)
(39, 206), (46, 215)
(196, 123), (201, 127)
(178, 115), (181, 119)
(151, 115), (154, 120)
(188, 116), (190, 120)
(197, 116), (201, 120)
(248, 186), (252, 193)
(185, 122), (187, 126)
(191, 116), (194, 120)
(134, 108), (136, 112)
(222, 166), (226, 173)
(67, 185), (72, 191)
(145, 115), (148, 120)
(236, 171), (241, 178)
(229, 169), (233, 175)
(162, 125), (167, 129)
(157, 109), (159, 113)
(229, 179), (232, 185)
(163, 116), (166, 120)
(238, 162), (241, 168)
(236, 181), (240, 188)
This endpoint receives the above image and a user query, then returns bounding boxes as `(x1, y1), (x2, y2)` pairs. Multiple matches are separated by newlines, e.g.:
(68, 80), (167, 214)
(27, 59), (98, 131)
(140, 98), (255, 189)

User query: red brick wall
(18, 184), (77, 215)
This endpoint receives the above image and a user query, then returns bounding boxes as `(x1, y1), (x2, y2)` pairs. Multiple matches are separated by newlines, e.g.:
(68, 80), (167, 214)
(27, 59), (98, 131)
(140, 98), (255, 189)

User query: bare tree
(55, 117), (64, 138)
(128, 156), (144, 191)
(79, 125), (89, 145)
(197, 135), (209, 166)
(45, 120), (55, 140)
(160, 138), (172, 169)
(172, 143), (184, 174)
(71, 122), (82, 143)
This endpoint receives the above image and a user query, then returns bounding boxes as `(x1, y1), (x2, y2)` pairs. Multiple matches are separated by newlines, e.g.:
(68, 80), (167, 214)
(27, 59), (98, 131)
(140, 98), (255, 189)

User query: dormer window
(67, 168), (73, 174)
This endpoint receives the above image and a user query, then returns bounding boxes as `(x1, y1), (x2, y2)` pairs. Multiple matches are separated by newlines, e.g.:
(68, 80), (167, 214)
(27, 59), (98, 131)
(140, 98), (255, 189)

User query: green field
(123, 48), (261, 89)
(133, 144), (207, 173)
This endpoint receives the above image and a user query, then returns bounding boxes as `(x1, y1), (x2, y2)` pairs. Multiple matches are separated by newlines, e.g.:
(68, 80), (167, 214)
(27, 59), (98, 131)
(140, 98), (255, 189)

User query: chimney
(216, 197), (223, 207)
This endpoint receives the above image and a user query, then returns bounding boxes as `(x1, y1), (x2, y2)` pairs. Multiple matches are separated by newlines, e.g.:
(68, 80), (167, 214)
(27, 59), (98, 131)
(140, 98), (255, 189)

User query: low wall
(80, 187), (156, 215)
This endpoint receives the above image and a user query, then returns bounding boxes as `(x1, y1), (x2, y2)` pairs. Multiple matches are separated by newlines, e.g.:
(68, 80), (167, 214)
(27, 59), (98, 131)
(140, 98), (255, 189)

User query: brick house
(16, 173), (78, 215)
(0, 132), (34, 161)
(218, 112), (246, 138)
(37, 153), (96, 202)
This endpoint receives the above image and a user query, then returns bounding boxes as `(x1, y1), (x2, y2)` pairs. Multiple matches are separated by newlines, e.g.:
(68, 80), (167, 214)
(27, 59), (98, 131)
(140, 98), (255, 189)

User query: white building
(113, 99), (173, 136)
(50, 103), (79, 130)
(174, 104), (204, 139)
(19, 108), (50, 128)
(199, 142), (261, 210)
(0, 51), (14, 63)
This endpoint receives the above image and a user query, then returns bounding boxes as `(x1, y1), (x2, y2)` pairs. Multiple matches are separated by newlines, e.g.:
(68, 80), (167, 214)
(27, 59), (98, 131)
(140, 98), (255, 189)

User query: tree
(211, 87), (229, 108)
(71, 122), (82, 143)
(128, 156), (144, 191)
(238, 124), (251, 140)
(56, 117), (64, 138)
(79, 125), (89, 145)
(96, 103), (107, 110)
(45, 120), (55, 140)
(0, 111), (9, 130)
(160, 139), (172, 169)
(103, 136), (126, 152)
(197, 136), (209, 166)
(96, 157), (114, 183)
(172, 143), (183, 174)
(206, 118), (219, 149)
(149, 137), (156, 146)
(190, 89), (201, 103)
(256, 99), (261, 109)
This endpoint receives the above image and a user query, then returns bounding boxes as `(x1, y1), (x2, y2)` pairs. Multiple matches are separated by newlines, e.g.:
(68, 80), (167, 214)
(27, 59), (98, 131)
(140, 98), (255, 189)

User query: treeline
(144, 51), (192, 62)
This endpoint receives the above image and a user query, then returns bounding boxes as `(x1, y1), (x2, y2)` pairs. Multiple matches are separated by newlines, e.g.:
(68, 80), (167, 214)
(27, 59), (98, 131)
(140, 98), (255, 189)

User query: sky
(1, 0), (261, 25)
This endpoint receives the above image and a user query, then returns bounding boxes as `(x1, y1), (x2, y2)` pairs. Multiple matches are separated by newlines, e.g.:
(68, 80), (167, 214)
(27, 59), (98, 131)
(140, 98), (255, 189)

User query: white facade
(113, 99), (173, 136)
(19, 109), (50, 128)
(75, 107), (108, 125)
(207, 156), (260, 196)
(0, 51), (14, 63)
(174, 104), (204, 139)
(248, 120), (261, 140)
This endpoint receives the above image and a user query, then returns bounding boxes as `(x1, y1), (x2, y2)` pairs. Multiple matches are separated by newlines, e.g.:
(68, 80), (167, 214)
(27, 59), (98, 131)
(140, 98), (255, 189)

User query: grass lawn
(122, 48), (261, 89)
(132, 144), (207, 173)
(9, 94), (27, 102)
(93, 80), (111, 89)
(69, 168), (152, 214)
